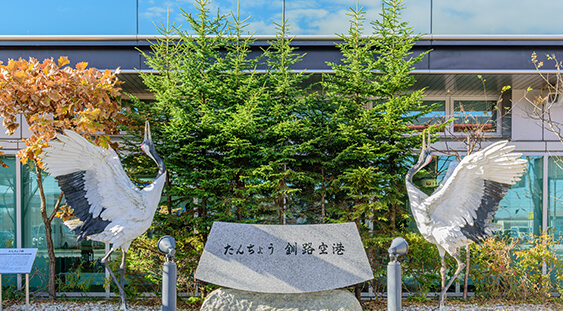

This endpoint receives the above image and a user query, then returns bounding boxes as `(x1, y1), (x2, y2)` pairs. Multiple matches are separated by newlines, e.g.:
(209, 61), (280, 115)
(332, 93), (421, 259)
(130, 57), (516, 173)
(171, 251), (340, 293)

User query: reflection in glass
(496, 156), (543, 240)
(0, 157), (16, 249)
(21, 162), (106, 292)
(409, 100), (446, 130)
(138, 0), (426, 36)
(0, 156), (16, 287)
(453, 100), (497, 133)
(0, 1), (135, 35)
(432, 0), (563, 35)
(548, 157), (563, 256)
(138, 0), (282, 35)
(411, 155), (543, 245)
(403, 0), (432, 35)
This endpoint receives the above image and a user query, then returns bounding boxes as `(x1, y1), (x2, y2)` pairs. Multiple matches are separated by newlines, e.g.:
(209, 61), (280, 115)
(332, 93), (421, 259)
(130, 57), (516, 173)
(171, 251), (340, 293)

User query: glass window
(0, 156), (16, 249)
(21, 162), (106, 292)
(0, 1), (136, 35)
(139, 0), (282, 36)
(409, 100), (446, 131)
(495, 156), (543, 240)
(0, 156), (17, 287)
(548, 157), (563, 255)
(432, 0), (563, 35)
(411, 155), (457, 196)
(453, 100), (497, 133)
(138, 0), (430, 36)
(411, 155), (544, 244)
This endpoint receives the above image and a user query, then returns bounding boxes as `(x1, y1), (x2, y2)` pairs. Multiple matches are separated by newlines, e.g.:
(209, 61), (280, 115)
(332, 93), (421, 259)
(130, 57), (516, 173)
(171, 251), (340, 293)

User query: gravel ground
(2, 301), (162, 311)
(402, 304), (560, 311)
(2, 301), (561, 310)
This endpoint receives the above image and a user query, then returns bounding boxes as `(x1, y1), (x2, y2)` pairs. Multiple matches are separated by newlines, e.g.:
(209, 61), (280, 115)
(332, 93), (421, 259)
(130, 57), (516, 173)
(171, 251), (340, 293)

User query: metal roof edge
(0, 34), (563, 42)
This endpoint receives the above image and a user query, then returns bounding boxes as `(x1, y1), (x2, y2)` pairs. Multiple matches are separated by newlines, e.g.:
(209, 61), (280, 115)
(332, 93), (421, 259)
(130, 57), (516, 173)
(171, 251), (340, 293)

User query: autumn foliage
(0, 56), (125, 299)
(0, 56), (125, 165)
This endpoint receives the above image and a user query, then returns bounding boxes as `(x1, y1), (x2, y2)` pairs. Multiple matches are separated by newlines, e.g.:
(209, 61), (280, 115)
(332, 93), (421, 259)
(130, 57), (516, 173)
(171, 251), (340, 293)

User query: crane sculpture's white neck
(140, 121), (167, 217)
(405, 135), (433, 238)
(406, 167), (432, 233)
(142, 172), (167, 213)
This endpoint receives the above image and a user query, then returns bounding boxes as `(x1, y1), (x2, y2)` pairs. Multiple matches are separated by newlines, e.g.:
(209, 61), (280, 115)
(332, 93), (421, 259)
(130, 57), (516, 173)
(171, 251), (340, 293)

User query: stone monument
(195, 222), (373, 310)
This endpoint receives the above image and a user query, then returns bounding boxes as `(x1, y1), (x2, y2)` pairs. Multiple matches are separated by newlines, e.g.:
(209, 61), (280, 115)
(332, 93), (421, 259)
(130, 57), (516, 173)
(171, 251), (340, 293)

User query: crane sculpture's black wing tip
(56, 171), (111, 241)
(461, 180), (512, 244)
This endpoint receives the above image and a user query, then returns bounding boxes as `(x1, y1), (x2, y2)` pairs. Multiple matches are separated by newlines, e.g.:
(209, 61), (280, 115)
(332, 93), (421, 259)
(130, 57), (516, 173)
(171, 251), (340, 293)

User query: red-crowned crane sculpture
(40, 121), (166, 310)
(405, 133), (527, 310)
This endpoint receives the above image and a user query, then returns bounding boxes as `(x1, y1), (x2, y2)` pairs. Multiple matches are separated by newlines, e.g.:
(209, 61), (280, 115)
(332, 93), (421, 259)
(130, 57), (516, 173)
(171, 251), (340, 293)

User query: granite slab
(200, 287), (363, 311)
(194, 222), (373, 293)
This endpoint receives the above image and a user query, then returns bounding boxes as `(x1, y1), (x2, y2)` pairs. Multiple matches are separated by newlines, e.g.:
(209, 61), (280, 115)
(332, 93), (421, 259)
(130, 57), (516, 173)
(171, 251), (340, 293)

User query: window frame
(420, 95), (502, 136)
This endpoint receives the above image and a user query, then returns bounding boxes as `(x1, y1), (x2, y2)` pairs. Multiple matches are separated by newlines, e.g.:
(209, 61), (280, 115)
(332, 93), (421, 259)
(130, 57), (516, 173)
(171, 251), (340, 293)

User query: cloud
(247, 20), (277, 35)
(141, 6), (169, 19)
(431, 0), (563, 34)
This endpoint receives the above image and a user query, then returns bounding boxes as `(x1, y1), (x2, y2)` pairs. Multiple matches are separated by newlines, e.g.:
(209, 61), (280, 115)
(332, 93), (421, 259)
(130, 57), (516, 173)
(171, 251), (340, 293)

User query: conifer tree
(134, 0), (269, 231)
(251, 16), (313, 224)
(370, 0), (430, 231)
(322, 0), (430, 231)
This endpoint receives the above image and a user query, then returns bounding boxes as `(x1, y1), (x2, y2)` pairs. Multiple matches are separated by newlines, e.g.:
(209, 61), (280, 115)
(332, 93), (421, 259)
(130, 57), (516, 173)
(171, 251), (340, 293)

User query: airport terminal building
(1, 0), (563, 293)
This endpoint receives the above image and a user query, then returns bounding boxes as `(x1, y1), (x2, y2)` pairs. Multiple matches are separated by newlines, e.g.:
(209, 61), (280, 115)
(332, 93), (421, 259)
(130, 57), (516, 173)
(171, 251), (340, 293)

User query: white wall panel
(512, 89), (544, 141)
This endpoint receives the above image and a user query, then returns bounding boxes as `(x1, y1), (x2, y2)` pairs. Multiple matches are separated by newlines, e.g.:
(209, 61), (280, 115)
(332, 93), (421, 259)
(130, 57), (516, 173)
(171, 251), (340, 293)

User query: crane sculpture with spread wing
(40, 121), (166, 310)
(405, 133), (527, 309)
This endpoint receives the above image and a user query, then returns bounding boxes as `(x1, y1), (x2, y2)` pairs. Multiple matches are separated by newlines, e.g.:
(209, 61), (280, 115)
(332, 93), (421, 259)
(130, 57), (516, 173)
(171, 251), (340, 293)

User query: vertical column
(543, 155), (549, 275)
(105, 243), (110, 299)
(543, 155), (549, 233)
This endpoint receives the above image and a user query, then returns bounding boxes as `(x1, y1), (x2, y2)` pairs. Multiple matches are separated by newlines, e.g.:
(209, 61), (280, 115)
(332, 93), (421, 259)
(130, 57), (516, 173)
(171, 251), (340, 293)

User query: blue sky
(0, 1), (562, 36)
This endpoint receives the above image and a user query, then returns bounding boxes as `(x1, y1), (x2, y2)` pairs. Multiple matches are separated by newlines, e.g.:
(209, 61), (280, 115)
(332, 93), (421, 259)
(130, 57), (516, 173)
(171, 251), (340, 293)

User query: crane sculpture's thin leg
(440, 255), (446, 289)
(120, 250), (127, 290)
(101, 249), (128, 311)
(439, 254), (465, 311)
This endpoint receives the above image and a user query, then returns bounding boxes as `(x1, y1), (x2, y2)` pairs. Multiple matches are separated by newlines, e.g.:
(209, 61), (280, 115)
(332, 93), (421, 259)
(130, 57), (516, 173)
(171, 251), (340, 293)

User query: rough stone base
(200, 287), (362, 311)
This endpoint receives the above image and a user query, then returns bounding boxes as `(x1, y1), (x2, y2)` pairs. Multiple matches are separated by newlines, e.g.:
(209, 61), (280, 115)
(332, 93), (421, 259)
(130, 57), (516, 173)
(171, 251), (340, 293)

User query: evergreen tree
(370, 0), (430, 231)
(322, 0), (430, 231)
(250, 17), (314, 224)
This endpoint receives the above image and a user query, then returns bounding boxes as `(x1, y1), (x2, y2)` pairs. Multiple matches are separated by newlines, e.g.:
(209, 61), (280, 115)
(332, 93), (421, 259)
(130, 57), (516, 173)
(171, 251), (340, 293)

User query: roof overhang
(0, 34), (560, 97)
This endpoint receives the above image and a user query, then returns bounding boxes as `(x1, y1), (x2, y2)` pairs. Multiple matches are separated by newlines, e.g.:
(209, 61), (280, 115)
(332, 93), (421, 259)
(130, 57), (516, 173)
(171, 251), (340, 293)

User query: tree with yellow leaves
(0, 56), (125, 299)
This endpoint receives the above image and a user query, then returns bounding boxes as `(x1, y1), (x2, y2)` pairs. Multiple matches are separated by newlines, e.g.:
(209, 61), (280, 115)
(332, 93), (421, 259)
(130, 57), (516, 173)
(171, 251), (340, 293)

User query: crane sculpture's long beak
(421, 130), (431, 151)
(144, 120), (152, 145)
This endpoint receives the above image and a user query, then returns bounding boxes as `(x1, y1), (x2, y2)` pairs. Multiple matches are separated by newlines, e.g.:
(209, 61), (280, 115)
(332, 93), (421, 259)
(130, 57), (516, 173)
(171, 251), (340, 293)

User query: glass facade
(0, 0), (562, 36)
(0, 157), (16, 249)
(420, 98), (500, 134)
(549, 157), (563, 256)
(453, 100), (498, 133)
(1, 159), (107, 291)
(414, 155), (545, 243)
(411, 100), (447, 130)
(496, 156), (543, 238)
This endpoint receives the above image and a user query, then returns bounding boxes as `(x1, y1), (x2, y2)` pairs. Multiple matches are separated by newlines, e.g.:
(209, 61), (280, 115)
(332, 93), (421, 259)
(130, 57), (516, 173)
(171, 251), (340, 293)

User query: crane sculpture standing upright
(405, 133), (527, 310)
(40, 121), (166, 310)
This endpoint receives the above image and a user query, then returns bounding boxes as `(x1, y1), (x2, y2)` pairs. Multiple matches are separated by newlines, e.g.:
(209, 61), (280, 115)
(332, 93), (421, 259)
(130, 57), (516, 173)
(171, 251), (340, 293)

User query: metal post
(1, 274), (3, 311)
(105, 242), (110, 299)
(387, 237), (408, 311)
(387, 259), (402, 311)
(25, 274), (29, 311)
(162, 261), (177, 311)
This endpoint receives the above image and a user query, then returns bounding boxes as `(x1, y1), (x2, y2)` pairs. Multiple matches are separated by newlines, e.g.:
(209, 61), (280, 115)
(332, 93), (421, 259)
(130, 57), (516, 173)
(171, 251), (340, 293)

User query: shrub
(471, 233), (563, 300)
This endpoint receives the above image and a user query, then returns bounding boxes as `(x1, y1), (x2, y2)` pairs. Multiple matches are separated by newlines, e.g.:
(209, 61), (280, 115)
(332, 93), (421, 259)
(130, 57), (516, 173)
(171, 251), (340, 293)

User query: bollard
(387, 237), (408, 311)
(158, 236), (177, 311)
(162, 261), (177, 311)
(387, 259), (402, 311)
